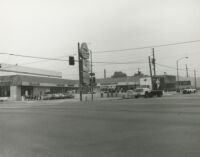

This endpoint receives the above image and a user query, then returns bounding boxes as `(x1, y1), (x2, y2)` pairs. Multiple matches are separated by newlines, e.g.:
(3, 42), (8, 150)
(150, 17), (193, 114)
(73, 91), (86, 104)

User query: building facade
(96, 75), (176, 92)
(0, 75), (77, 100)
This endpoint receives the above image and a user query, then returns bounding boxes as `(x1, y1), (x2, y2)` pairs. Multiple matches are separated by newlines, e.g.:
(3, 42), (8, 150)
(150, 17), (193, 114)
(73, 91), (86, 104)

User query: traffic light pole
(78, 43), (83, 101)
(90, 50), (93, 101)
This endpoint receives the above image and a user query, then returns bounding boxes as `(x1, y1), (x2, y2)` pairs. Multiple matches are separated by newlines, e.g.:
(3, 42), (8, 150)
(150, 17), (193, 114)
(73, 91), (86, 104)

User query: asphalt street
(0, 95), (200, 157)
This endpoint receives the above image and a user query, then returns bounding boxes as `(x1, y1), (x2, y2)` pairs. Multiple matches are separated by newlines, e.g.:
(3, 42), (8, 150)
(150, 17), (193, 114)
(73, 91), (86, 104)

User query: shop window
(0, 86), (10, 97)
(21, 86), (33, 97)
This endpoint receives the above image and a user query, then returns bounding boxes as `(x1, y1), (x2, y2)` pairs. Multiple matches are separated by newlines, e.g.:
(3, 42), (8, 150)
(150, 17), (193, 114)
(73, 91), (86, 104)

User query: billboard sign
(82, 71), (90, 85)
(152, 76), (164, 90)
(80, 43), (90, 59)
(82, 59), (90, 72)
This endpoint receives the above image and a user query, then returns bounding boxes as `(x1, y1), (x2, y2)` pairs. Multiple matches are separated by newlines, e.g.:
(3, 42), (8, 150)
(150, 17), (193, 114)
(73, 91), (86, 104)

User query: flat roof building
(0, 75), (78, 101)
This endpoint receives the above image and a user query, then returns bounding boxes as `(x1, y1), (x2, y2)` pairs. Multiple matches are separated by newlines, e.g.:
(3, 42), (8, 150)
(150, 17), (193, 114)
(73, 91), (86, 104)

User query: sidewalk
(163, 91), (178, 96)
(82, 97), (121, 102)
(0, 98), (79, 108)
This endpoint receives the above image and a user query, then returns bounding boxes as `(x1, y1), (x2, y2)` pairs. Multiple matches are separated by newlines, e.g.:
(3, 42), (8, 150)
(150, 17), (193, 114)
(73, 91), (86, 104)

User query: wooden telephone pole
(149, 56), (153, 89)
(152, 48), (156, 76)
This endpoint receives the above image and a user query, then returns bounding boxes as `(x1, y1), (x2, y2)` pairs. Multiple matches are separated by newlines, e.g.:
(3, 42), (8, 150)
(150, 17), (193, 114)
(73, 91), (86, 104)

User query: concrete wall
(10, 86), (21, 101)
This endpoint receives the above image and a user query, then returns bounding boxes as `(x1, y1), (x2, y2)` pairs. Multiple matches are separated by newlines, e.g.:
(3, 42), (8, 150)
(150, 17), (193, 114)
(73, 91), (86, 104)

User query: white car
(183, 88), (196, 94)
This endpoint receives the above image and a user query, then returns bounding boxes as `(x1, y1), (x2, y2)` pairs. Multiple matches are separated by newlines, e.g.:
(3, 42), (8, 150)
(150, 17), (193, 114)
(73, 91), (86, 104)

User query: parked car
(183, 88), (196, 94)
(63, 92), (74, 99)
(126, 90), (136, 99)
(121, 90), (135, 99)
(42, 94), (53, 100)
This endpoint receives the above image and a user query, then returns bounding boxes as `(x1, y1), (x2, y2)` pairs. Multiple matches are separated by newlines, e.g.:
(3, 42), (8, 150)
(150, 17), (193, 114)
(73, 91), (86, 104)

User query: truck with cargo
(135, 77), (163, 98)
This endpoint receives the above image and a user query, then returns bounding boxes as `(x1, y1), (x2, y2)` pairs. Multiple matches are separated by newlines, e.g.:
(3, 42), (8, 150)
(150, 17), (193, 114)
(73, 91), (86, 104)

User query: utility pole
(194, 69), (197, 89)
(186, 64), (189, 78)
(152, 48), (156, 76)
(138, 68), (140, 75)
(78, 43), (83, 101)
(104, 69), (106, 79)
(149, 56), (153, 90)
(176, 60), (179, 91)
(90, 50), (93, 101)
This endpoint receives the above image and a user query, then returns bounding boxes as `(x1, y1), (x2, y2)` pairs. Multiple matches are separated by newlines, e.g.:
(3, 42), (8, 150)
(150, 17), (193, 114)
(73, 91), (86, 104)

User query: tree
(133, 71), (148, 77)
(111, 71), (127, 78)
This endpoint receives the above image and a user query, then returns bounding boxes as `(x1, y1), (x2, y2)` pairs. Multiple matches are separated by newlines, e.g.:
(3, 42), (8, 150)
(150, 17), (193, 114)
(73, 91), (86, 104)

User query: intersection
(0, 95), (200, 157)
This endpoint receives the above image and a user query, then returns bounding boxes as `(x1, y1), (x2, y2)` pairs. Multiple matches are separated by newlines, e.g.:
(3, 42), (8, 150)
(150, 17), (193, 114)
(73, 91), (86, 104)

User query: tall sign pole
(78, 42), (91, 101)
(78, 43), (83, 101)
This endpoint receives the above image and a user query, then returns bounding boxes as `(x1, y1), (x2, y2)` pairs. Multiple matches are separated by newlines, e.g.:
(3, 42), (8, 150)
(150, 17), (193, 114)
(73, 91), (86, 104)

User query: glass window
(0, 86), (10, 97)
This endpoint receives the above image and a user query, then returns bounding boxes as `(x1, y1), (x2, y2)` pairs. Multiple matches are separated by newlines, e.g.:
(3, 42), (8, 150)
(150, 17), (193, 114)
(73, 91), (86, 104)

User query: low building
(96, 76), (140, 92)
(176, 80), (191, 90)
(96, 75), (176, 92)
(0, 75), (78, 101)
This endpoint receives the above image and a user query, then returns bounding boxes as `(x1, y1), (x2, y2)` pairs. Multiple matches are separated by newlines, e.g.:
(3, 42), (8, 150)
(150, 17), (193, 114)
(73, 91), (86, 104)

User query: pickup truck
(135, 87), (163, 98)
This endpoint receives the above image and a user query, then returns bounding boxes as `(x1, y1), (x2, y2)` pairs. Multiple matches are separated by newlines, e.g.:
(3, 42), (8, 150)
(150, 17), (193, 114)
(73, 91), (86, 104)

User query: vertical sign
(80, 42), (90, 85)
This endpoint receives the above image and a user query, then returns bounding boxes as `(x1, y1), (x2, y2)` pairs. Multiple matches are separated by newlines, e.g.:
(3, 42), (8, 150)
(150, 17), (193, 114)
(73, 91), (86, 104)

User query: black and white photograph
(0, 0), (200, 156)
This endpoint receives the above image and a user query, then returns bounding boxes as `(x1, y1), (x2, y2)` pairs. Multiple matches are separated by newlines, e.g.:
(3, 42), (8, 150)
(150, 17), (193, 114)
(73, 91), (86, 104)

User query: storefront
(96, 77), (140, 93)
(0, 75), (77, 101)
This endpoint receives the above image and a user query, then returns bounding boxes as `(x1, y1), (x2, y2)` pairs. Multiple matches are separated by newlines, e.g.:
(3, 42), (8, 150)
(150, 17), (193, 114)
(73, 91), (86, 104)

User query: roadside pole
(90, 50), (93, 101)
(149, 56), (153, 90)
(78, 43), (82, 101)
(186, 64), (189, 78)
(194, 69), (197, 89)
(152, 48), (156, 76)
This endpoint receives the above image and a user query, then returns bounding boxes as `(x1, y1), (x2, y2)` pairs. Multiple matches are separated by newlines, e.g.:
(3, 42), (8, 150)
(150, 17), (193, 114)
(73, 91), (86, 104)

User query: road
(0, 95), (200, 157)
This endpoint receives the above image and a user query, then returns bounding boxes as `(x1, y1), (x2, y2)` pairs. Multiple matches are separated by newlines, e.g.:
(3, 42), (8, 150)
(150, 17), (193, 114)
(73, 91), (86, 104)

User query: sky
(0, 0), (200, 79)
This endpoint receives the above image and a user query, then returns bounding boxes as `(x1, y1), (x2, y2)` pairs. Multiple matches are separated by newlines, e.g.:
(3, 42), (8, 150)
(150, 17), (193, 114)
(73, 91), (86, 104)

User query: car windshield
(136, 88), (143, 92)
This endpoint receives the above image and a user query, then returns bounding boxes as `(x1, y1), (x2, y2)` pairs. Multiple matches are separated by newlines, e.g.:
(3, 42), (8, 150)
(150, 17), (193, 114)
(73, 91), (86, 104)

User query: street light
(176, 57), (188, 92)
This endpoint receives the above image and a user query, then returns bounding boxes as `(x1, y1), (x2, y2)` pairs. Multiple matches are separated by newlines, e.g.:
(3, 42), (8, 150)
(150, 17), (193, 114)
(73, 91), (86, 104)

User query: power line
(93, 61), (148, 65)
(1, 52), (149, 65)
(8, 53), (69, 61)
(0, 54), (71, 69)
(156, 63), (196, 73)
(93, 39), (200, 54)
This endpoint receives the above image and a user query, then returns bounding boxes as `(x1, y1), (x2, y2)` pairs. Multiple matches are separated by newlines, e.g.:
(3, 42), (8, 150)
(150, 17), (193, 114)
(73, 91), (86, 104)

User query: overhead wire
(93, 39), (200, 54)
(0, 39), (200, 77)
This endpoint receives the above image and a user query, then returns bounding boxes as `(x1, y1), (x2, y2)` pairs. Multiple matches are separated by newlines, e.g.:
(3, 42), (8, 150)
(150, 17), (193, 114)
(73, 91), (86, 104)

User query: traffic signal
(93, 77), (96, 84)
(90, 76), (96, 86)
(69, 56), (75, 65)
